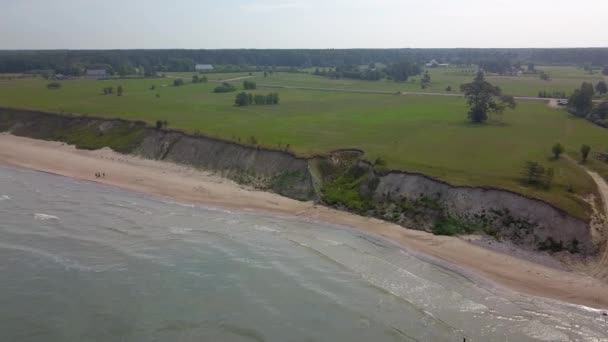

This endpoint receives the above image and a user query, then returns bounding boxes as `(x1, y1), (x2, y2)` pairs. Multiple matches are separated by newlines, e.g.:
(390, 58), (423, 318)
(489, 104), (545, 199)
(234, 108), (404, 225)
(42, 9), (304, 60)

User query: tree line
(3, 48), (608, 74)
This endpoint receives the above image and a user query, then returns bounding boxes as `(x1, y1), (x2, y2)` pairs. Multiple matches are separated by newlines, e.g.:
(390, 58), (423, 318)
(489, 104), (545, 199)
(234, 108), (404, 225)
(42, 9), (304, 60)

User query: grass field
(1, 73), (607, 219)
(186, 66), (607, 98)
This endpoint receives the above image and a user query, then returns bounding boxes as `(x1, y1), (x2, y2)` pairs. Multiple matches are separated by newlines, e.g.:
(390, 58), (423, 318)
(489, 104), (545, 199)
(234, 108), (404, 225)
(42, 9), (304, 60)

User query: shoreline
(1, 133), (607, 310)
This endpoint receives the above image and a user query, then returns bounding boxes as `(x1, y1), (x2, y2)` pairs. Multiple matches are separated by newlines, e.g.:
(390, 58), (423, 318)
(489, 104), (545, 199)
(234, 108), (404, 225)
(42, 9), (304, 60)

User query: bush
(234, 92), (250, 106)
(47, 82), (62, 89)
(580, 144), (591, 162)
(243, 80), (257, 90)
(432, 217), (474, 236)
(552, 142), (564, 159)
(213, 82), (236, 93)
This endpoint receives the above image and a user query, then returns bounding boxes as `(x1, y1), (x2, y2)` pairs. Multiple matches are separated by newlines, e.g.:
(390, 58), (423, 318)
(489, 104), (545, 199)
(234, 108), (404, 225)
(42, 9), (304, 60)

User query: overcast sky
(1, 0), (606, 49)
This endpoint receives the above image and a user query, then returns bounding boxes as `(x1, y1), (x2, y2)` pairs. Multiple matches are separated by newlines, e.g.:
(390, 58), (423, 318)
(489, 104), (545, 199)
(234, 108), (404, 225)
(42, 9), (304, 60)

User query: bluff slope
(0, 108), (597, 254)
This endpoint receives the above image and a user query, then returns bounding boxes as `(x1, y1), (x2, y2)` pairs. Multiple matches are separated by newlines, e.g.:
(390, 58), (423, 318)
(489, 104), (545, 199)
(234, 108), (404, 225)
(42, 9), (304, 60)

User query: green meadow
(0, 71), (607, 219)
(198, 66), (606, 98)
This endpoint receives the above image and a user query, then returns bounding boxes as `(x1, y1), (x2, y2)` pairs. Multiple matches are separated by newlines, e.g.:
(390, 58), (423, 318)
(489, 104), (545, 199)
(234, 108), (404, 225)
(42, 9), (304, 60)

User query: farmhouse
(195, 64), (214, 72)
(85, 69), (107, 79)
(425, 59), (449, 68)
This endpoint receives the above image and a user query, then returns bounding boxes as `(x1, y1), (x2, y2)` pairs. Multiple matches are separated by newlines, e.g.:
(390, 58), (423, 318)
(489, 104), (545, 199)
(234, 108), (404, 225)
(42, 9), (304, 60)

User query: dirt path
(566, 156), (608, 280)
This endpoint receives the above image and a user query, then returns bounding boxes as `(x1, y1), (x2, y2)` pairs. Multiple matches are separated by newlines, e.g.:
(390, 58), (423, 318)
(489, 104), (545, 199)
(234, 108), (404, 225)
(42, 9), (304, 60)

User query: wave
(169, 227), (193, 234)
(34, 213), (60, 220)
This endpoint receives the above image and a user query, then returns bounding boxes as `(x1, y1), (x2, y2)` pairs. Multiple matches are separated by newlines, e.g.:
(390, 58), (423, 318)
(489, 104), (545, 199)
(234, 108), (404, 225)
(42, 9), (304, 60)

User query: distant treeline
(1, 48), (608, 74)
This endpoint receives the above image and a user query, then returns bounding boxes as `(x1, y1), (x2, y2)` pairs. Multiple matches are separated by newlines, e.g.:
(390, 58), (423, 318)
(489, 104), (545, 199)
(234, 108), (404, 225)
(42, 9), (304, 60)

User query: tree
(421, 71), (431, 88)
(603, 66), (608, 76)
(192, 74), (200, 83)
(117, 85), (123, 96)
(155, 120), (163, 129)
(460, 71), (516, 123)
(596, 80), (607, 95)
(445, 86), (452, 92)
(580, 144), (591, 162)
(234, 92), (250, 106)
(263, 71), (268, 78)
(173, 78), (184, 86)
(539, 70), (550, 81)
(552, 143), (564, 159)
(243, 80), (257, 90)
(150, 85), (156, 90)
(527, 63), (536, 72)
(522, 161), (545, 185)
(569, 82), (595, 116)
(200, 76), (208, 83)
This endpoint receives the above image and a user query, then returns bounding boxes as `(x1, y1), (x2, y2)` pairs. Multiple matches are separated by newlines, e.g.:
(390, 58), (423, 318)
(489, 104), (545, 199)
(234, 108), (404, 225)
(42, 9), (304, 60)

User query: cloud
(240, 1), (307, 12)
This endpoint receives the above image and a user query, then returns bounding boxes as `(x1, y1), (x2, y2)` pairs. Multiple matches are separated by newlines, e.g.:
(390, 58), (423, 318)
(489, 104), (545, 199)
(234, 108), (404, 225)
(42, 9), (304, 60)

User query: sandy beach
(1, 133), (607, 310)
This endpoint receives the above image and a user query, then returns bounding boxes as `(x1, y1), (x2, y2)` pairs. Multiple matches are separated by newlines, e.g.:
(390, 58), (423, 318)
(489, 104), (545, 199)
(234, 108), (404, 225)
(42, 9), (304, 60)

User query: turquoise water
(0, 165), (606, 341)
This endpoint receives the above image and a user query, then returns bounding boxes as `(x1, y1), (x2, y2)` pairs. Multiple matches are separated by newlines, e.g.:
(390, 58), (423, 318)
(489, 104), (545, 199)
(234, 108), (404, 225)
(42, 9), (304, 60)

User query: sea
(0, 164), (606, 341)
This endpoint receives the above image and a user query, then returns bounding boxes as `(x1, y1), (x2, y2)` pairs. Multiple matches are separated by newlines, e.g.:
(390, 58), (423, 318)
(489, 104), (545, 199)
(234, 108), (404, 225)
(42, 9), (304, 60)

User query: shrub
(47, 82), (61, 89)
(102, 86), (114, 95)
(243, 80), (257, 90)
(213, 82), (236, 93)
(432, 217), (474, 236)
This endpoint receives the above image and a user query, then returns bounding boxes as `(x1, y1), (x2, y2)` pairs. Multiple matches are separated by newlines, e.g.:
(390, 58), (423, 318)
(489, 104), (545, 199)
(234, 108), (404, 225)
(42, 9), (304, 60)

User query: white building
(195, 64), (214, 72)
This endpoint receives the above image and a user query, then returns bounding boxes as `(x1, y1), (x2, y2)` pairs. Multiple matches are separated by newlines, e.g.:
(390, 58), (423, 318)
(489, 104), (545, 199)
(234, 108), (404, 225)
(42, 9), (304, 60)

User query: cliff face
(135, 130), (314, 200)
(374, 171), (593, 253)
(0, 108), (598, 255)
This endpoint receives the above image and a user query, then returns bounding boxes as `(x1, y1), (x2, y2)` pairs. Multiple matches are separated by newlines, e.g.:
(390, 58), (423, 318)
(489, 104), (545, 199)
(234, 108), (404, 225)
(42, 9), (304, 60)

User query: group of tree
(192, 74), (207, 83)
(4, 49), (608, 74)
(460, 71), (516, 123)
(243, 80), (257, 89)
(568, 82), (595, 116)
(234, 92), (279, 106)
(213, 82), (236, 93)
(522, 161), (554, 189)
(385, 61), (422, 82)
(537, 90), (567, 99)
(313, 64), (384, 81)
(102, 85), (123, 95)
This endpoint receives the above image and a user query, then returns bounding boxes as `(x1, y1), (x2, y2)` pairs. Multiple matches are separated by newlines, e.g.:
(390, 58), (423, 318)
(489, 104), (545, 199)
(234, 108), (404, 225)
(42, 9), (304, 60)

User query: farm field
(0, 74), (607, 219)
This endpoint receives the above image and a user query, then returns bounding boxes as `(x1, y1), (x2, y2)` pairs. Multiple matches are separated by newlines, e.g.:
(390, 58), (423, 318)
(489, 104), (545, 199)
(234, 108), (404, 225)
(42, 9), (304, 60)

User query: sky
(1, 0), (607, 49)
